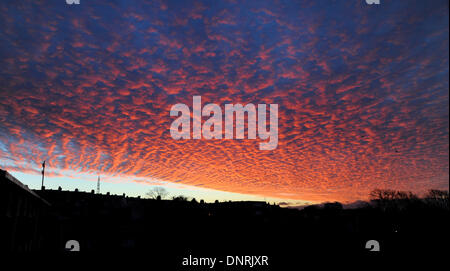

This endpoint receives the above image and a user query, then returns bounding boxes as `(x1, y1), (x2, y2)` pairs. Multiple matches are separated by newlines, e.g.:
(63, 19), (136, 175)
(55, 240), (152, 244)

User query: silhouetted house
(225, 201), (267, 208)
(1, 169), (50, 252)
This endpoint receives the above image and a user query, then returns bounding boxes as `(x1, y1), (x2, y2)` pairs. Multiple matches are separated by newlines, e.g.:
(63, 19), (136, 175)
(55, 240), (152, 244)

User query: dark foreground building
(0, 169), (50, 252)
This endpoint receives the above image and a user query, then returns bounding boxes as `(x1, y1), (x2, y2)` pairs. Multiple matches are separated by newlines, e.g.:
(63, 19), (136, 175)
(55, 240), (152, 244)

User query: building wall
(0, 169), (50, 252)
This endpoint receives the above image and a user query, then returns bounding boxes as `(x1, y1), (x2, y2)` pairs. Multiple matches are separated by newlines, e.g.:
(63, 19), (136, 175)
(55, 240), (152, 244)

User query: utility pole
(97, 176), (100, 194)
(41, 160), (45, 189)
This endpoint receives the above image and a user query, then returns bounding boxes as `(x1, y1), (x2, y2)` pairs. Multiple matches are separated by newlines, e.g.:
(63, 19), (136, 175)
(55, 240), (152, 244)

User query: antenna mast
(41, 160), (45, 189)
(97, 176), (100, 194)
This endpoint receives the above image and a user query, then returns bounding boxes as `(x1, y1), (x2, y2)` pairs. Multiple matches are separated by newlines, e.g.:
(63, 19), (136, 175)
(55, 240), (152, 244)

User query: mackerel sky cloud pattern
(0, 0), (448, 202)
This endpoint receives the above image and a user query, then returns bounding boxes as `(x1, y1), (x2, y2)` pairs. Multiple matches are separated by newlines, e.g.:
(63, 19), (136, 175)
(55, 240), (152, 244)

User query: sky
(0, 0), (448, 204)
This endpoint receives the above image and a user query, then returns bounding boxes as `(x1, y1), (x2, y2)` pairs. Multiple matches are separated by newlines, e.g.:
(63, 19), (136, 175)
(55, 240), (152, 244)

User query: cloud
(0, 0), (448, 202)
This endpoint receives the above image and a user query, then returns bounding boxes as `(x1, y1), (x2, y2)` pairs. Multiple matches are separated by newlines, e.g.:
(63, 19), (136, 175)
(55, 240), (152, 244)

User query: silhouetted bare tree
(370, 189), (396, 201)
(369, 189), (419, 211)
(395, 191), (418, 200)
(146, 187), (169, 199)
(369, 189), (418, 201)
(425, 189), (449, 209)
